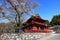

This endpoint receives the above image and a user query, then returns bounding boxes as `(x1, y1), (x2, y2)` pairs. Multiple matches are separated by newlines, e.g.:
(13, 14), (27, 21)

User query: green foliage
(50, 15), (60, 26)
(45, 20), (50, 25)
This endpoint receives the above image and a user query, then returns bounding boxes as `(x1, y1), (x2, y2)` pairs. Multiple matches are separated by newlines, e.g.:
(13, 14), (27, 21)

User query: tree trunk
(17, 15), (21, 27)
(15, 14), (22, 33)
(17, 12), (23, 28)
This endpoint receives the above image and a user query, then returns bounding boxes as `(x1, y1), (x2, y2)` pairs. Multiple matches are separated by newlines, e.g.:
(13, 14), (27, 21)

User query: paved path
(39, 34), (60, 40)
(46, 34), (60, 40)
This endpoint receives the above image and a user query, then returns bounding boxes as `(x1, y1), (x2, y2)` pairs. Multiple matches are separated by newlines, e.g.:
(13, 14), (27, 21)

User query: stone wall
(0, 33), (52, 40)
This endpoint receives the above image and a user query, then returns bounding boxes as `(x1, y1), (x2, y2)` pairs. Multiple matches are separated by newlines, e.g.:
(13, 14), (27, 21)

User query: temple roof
(23, 15), (47, 24)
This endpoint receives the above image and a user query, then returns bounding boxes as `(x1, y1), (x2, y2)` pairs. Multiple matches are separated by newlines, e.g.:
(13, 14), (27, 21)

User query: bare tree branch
(0, 0), (39, 27)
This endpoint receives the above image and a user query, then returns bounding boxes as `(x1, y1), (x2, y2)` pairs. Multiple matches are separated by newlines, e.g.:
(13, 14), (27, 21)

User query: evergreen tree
(50, 15), (60, 26)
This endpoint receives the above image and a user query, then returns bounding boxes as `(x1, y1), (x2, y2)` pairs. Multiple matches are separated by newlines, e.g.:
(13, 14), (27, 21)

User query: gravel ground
(0, 33), (60, 40)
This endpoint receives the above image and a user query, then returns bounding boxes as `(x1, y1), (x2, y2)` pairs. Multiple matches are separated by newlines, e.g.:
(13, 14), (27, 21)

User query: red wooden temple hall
(22, 15), (52, 33)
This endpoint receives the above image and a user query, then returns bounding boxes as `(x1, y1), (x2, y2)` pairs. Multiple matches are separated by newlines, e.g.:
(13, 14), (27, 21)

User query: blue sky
(34, 0), (60, 21)
(0, 0), (60, 23)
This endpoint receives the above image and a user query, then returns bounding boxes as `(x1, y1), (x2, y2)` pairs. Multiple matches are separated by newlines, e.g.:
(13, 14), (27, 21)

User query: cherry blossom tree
(0, 0), (39, 28)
